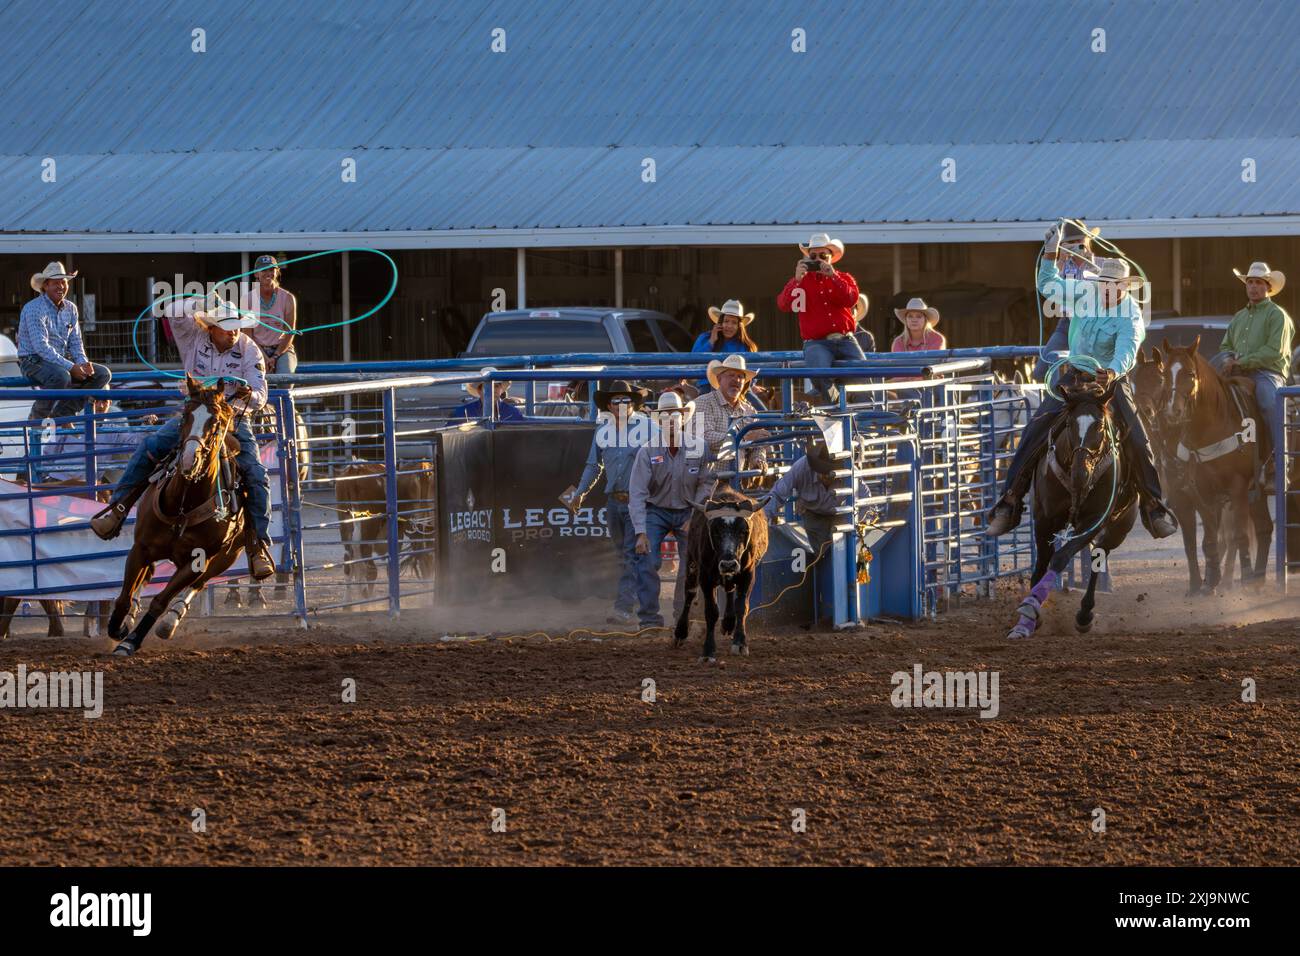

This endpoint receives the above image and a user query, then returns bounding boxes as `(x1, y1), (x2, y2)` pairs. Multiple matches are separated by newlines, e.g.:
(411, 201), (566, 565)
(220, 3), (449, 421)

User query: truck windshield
(468, 320), (613, 356)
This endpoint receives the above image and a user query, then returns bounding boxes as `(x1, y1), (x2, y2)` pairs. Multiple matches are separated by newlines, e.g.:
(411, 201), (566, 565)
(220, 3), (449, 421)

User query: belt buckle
(826, 332), (845, 341)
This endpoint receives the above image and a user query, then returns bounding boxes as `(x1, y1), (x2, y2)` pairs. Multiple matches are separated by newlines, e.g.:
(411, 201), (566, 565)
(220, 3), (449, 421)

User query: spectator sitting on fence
(777, 233), (865, 404)
(453, 369), (525, 422)
(18, 261), (112, 459)
(565, 380), (653, 626)
(689, 354), (768, 478)
(90, 297), (277, 580)
(240, 255), (299, 374)
(891, 298), (947, 352)
(851, 294), (876, 355)
(692, 299), (767, 410)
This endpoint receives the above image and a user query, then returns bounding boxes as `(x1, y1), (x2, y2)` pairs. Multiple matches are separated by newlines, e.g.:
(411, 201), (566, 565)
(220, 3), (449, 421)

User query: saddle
(1175, 376), (1258, 465)
(142, 433), (245, 538)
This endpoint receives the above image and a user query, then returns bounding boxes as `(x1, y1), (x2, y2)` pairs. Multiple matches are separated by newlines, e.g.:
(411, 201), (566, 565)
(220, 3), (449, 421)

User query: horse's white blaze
(1167, 361), (1183, 415)
(181, 404), (211, 470)
(1075, 412), (1096, 445)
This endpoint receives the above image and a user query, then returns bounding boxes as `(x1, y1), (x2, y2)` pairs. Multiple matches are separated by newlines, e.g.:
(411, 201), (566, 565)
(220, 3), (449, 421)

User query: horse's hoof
(1075, 618), (1093, 634)
(1007, 623), (1034, 641)
(112, 642), (136, 658)
(699, 655), (717, 665)
(155, 612), (179, 641)
(730, 642), (748, 657)
(672, 637), (687, 649)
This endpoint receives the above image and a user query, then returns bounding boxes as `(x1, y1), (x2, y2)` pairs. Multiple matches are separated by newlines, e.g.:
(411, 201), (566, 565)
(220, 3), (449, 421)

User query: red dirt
(1, 564), (1298, 865)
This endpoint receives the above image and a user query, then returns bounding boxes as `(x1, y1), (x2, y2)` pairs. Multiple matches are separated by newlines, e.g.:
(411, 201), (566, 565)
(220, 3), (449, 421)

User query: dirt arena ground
(2, 558), (1298, 866)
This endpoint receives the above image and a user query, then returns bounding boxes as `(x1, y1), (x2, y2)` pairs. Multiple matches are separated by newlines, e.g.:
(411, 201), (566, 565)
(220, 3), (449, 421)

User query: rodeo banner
(437, 424), (618, 603)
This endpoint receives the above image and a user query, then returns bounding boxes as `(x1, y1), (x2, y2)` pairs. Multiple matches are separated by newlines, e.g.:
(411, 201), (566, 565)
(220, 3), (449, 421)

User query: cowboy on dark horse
(89, 297), (277, 579)
(985, 225), (1179, 540)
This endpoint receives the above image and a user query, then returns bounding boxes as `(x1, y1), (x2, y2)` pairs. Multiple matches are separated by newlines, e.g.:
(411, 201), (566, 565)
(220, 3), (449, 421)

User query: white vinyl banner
(0, 443), (283, 602)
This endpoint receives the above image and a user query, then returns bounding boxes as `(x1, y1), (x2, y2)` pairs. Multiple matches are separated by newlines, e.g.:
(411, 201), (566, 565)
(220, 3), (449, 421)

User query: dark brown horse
(1133, 349), (1222, 594)
(1007, 369), (1138, 639)
(109, 379), (249, 656)
(1161, 338), (1271, 588)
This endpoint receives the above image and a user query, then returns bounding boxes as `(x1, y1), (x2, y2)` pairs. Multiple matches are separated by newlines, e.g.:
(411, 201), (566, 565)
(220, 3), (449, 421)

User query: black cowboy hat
(806, 438), (836, 475)
(594, 380), (651, 412)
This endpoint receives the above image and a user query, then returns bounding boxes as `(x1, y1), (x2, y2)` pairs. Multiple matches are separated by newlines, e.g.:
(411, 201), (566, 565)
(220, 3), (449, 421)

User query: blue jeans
(21, 354), (112, 420)
(802, 336), (867, 402)
(266, 349), (297, 374)
(606, 498), (639, 614)
(111, 415), (272, 542)
(1033, 318), (1071, 381)
(636, 504), (691, 626)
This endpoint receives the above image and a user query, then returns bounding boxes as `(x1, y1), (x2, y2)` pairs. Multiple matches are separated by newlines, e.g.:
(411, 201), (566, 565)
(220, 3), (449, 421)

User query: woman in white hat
(17, 261), (112, 465)
(890, 298), (947, 352)
(1212, 262), (1292, 483)
(453, 367), (525, 422)
(691, 300), (766, 409)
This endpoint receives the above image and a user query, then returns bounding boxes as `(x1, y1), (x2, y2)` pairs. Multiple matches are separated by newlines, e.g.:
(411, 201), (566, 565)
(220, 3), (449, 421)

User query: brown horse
(1133, 349), (1223, 594)
(109, 379), (249, 657)
(1161, 338), (1271, 588)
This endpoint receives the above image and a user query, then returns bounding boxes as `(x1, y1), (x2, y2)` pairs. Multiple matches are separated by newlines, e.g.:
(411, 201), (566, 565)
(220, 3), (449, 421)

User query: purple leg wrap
(1027, 570), (1058, 608)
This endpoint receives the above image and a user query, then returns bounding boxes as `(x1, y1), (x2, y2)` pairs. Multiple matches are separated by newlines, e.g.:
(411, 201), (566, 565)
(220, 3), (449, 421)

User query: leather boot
(247, 533), (275, 581)
(90, 484), (147, 540)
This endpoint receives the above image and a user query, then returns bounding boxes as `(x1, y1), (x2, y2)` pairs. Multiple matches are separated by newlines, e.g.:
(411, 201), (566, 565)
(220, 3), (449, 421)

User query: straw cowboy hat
(654, 389), (695, 421)
(1233, 261), (1285, 296)
(852, 294), (869, 324)
(197, 298), (259, 332)
(30, 261), (78, 292)
(706, 353), (759, 390)
(799, 232), (845, 263)
(465, 367), (504, 397)
(594, 379), (651, 412)
(707, 299), (756, 326)
(1082, 257), (1143, 289)
(894, 297), (940, 326)
(1061, 220), (1100, 245)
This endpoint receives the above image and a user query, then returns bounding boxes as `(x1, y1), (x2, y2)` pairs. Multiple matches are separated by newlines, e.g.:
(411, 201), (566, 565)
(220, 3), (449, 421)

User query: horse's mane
(1185, 349), (1234, 421)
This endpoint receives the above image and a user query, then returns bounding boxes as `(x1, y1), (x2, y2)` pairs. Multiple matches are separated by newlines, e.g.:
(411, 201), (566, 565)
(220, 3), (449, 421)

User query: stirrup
(90, 502), (129, 540)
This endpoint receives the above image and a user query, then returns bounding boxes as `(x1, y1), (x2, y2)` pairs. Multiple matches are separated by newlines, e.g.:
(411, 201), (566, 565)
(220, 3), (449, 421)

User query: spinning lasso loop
(130, 248), (399, 390)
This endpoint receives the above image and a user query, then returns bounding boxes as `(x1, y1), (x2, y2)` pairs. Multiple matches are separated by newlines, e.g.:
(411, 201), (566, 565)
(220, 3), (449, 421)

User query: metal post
(1275, 391), (1287, 591)
(381, 388), (402, 619)
(279, 391), (310, 626)
(83, 401), (97, 492)
(341, 251), (352, 415)
(614, 249), (624, 307)
(1171, 238), (1182, 315)
(516, 249), (527, 309)
(892, 244), (903, 295)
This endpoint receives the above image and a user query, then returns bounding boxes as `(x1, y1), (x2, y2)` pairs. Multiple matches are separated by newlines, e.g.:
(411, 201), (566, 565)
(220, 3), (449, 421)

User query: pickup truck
(430, 307), (691, 414)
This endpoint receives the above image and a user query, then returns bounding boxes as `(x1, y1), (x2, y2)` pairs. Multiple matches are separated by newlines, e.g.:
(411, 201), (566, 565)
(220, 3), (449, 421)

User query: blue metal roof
(1, 0), (1297, 239)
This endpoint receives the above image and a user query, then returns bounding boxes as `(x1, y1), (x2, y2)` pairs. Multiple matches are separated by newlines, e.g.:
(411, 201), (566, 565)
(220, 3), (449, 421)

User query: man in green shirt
(1210, 262), (1291, 481)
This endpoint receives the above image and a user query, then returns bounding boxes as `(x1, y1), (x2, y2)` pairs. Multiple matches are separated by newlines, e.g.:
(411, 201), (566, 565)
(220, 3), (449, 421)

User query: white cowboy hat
(466, 367), (503, 397)
(706, 353), (759, 390)
(852, 294), (869, 323)
(707, 299), (756, 326)
(1233, 261), (1285, 296)
(1082, 257), (1143, 288)
(197, 298), (259, 331)
(894, 297), (940, 325)
(655, 389), (695, 421)
(30, 261), (78, 292)
(799, 232), (845, 263)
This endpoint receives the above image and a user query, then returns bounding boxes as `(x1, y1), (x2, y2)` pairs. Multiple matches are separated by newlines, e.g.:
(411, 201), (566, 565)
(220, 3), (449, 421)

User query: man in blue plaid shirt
(18, 261), (112, 424)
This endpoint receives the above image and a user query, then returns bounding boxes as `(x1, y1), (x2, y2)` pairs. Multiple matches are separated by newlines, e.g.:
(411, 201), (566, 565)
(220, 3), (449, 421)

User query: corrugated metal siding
(0, 0), (1297, 235)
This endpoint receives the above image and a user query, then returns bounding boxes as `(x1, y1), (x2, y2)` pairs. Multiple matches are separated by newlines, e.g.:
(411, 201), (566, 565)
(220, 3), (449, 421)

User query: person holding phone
(777, 233), (864, 404)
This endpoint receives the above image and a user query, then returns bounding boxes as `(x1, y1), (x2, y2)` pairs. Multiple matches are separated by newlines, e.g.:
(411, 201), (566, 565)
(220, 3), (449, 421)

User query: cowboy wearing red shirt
(777, 232), (864, 403)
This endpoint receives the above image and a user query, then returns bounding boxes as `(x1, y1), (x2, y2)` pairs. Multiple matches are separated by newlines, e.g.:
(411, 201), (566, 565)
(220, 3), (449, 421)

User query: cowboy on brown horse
(89, 298), (276, 579)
